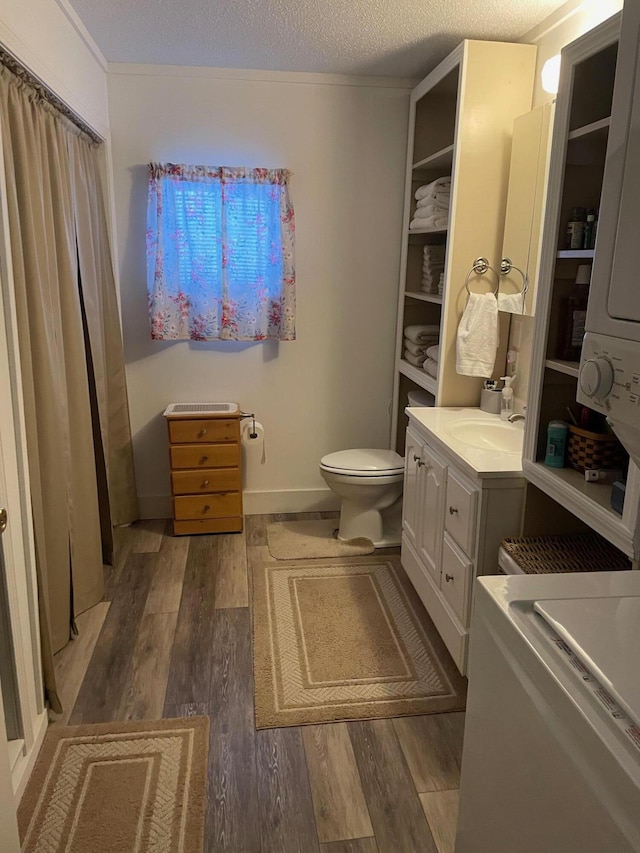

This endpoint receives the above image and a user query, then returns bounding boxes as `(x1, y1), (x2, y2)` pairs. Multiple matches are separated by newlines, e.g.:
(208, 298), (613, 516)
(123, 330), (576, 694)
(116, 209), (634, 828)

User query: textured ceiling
(70, 0), (563, 78)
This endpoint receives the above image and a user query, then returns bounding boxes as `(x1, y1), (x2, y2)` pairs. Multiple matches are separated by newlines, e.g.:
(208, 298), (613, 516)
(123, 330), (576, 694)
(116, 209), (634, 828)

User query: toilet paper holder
(241, 411), (258, 439)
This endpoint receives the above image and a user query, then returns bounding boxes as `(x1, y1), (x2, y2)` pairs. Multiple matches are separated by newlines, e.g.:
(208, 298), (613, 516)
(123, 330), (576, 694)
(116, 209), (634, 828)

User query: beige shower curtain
(0, 66), (137, 711)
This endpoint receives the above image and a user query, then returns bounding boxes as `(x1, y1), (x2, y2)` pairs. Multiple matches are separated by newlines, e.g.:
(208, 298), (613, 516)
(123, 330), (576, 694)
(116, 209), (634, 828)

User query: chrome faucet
(508, 413), (525, 423)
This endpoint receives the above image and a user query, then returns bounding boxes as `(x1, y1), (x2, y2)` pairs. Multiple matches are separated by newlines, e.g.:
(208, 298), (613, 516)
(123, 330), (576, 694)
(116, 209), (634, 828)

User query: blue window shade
(147, 163), (295, 341)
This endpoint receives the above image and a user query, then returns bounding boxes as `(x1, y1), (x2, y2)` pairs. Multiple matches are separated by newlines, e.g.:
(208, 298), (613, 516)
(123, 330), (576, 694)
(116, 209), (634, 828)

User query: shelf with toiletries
(523, 14), (640, 559)
(391, 39), (536, 452)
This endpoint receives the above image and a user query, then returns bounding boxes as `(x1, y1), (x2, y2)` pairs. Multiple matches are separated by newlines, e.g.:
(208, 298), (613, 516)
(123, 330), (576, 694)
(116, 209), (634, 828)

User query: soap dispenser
(500, 375), (516, 421)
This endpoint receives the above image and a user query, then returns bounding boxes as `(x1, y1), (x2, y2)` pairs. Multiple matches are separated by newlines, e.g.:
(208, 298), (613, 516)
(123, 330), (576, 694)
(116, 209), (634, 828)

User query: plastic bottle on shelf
(544, 420), (568, 468)
(583, 208), (598, 250)
(565, 207), (586, 250)
(558, 263), (591, 361)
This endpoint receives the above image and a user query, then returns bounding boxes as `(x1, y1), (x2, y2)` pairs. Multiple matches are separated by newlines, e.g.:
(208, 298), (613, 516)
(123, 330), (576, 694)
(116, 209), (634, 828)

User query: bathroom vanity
(402, 408), (526, 674)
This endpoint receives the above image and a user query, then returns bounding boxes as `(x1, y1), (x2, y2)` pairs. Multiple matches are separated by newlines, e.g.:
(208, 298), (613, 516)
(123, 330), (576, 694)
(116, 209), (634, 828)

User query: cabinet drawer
(168, 418), (238, 444)
(174, 492), (242, 520)
(171, 468), (241, 495)
(170, 443), (240, 470)
(444, 471), (478, 556)
(441, 533), (473, 625)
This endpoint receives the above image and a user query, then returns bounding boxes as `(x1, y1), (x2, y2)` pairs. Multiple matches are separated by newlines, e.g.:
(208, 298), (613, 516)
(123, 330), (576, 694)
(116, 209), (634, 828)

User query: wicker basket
(501, 533), (630, 575)
(566, 424), (626, 473)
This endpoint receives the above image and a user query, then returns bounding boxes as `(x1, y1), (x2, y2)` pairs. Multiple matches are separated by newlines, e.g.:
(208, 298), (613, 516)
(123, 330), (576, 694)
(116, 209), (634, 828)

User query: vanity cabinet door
(417, 443), (447, 584)
(402, 426), (423, 549)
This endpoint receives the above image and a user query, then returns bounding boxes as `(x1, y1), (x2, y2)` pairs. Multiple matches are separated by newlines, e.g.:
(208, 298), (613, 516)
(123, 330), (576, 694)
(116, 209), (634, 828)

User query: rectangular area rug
(18, 717), (209, 853)
(267, 518), (375, 560)
(252, 556), (466, 728)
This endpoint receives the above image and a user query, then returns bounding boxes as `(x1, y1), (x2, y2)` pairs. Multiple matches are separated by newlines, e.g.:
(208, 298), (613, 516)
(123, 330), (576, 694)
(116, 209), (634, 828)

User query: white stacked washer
(319, 449), (404, 547)
(456, 570), (640, 853)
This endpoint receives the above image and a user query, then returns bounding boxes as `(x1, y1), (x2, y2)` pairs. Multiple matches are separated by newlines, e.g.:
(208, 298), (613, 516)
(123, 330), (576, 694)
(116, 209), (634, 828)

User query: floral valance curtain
(146, 163), (296, 341)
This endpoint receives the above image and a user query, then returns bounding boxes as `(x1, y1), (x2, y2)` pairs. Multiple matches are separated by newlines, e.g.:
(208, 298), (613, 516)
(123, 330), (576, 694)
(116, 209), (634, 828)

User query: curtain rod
(0, 47), (102, 145)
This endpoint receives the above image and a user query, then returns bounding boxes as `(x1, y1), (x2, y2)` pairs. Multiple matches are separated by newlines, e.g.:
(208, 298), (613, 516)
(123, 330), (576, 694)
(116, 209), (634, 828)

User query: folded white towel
(404, 338), (435, 356)
(415, 177), (451, 200)
(456, 292), (499, 377)
(409, 215), (449, 231)
(422, 262), (444, 273)
(426, 344), (440, 362)
(404, 349), (428, 367)
(417, 189), (450, 203)
(413, 204), (449, 219)
(423, 245), (445, 256)
(404, 324), (440, 344)
(414, 201), (449, 217)
(423, 358), (438, 379)
(498, 292), (525, 314)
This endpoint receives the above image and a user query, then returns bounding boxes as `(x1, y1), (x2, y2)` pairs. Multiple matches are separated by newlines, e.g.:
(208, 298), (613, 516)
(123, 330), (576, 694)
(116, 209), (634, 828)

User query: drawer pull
(199, 455), (208, 464)
(445, 573), (454, 583)
(202, 480), (210, 487)
(202, 504), (210, 513)
(198, 428), (207, 437)
(449, 506), (458, 515)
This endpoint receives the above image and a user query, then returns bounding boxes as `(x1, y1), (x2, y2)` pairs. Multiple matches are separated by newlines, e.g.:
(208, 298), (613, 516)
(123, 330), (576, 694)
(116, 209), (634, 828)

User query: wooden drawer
(444, 470), (478, 557)
(170, 443), (240, 470)
(171, 468), (241, 495)
(168, 418), (238, 444)
(441, 533), (473, 625)
(174, 492), (242, 520)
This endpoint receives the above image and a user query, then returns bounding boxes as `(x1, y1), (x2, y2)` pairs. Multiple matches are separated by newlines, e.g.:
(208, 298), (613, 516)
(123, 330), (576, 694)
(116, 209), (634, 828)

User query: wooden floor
(53, 514), (465, 853)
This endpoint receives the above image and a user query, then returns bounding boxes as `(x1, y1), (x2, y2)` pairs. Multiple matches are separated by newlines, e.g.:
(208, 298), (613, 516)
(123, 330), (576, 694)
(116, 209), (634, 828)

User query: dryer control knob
(579, 357), (614, 399)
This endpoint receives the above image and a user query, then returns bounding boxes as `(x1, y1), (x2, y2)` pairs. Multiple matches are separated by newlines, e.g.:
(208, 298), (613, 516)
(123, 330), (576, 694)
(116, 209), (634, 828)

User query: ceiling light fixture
(541, 54), (561, 95)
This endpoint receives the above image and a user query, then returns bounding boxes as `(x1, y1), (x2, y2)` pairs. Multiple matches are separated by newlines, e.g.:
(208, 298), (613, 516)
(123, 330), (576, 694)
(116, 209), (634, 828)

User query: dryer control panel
(578, 333), (640, 425)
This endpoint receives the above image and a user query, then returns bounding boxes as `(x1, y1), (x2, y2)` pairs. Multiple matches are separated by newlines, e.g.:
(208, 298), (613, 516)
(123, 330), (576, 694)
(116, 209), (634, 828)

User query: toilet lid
(320, 448), (404, 475)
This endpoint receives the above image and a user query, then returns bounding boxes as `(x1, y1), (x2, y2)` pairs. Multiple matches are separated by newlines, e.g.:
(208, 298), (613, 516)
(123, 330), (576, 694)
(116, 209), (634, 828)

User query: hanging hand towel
(456, 292), (499, 377)
(497, 292), (525, 314)
(404, 324), (440, 344)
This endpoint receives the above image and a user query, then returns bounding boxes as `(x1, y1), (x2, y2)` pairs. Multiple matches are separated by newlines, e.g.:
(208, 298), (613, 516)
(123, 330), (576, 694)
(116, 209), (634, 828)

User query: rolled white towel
(426, 344), (440, 362)
(404, 349), (428, 367)
(415, 177), (451, 200)
(456, 292), (499, 377)
(404, 324), (440, 344)
(423, 245), (445, 256)
(423, 358), (438, 379)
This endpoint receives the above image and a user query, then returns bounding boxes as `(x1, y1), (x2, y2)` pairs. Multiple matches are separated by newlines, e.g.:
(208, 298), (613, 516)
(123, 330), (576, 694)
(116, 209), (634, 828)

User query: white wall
(108, 65), (410, 515)
(510, 0), (623, 410)
(0, 0), (109, 136)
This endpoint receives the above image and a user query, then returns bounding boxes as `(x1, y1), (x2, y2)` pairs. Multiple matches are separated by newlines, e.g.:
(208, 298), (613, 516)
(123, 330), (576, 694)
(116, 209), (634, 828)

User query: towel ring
(500, 257), (529, 301)
(464, 257), (500, 297)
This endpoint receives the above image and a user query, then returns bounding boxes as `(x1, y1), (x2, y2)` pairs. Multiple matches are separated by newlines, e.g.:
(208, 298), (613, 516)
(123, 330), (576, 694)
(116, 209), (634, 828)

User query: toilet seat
(320, 448), (404, 477)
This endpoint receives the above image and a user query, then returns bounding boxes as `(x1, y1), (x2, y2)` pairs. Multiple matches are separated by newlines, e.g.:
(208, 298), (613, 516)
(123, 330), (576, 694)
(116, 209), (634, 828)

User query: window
(146, 163), (295, 341)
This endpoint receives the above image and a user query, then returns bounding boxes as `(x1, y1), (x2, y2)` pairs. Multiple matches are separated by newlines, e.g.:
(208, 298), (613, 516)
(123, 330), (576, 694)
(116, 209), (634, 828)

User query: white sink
(445, 419), (524, 454)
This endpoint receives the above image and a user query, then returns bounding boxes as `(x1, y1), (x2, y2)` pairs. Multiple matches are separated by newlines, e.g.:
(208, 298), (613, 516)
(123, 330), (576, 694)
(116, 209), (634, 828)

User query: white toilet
(319, 448), (404, 547)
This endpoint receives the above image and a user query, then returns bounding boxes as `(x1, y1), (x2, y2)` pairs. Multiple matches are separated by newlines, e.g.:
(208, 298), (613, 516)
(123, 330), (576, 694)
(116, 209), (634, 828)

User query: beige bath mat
(18, 717), (209, 852)
(266, 518), (375, 559)
(252, 556), (466, 728)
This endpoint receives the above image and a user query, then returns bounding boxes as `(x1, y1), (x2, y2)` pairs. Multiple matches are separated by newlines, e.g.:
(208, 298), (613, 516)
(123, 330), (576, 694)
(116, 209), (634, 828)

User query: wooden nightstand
(163, 403), (243, 535)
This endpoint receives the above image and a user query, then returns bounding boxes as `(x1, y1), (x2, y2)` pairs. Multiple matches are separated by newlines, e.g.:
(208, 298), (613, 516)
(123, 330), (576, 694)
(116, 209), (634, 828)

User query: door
(416, 443), (447, 583)
(402, 426), (424, 549)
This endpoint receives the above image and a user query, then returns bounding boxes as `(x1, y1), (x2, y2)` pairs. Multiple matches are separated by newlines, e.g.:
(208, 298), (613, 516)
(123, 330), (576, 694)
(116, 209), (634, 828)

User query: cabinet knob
(445, 573), (454, 583)
(202, 504), (210, 513)
(202, 479), (209, 487)
(449, 506), (458, 515)
(199, 455), (208, 464)
(413, 454), (424, 467)
(198, 428), (207, 437)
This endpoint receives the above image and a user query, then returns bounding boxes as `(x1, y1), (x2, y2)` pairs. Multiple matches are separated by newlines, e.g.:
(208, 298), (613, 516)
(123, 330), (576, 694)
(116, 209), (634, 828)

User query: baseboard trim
(137, 489), (340, 519)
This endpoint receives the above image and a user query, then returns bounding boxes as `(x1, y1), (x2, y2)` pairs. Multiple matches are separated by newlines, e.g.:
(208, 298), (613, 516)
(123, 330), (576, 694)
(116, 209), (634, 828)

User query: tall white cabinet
(391, 40), (537, 451)
(522, 12), (640, 560)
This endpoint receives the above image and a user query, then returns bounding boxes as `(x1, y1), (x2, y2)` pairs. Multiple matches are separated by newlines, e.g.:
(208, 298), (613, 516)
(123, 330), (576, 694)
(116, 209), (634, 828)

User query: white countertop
(406, 406), (524, 479)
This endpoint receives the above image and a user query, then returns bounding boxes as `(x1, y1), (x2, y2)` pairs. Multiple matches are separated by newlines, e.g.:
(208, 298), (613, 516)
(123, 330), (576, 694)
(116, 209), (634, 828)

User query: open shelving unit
(390, 40), (537, 452)
(523, 12), (640, 559)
